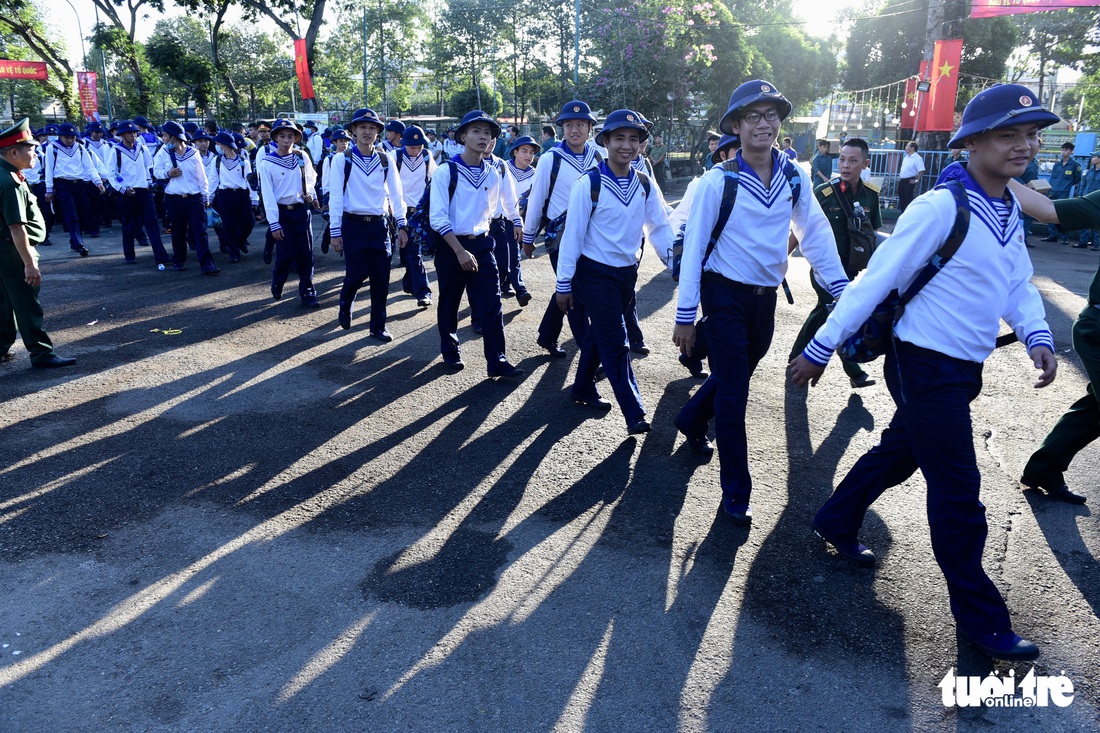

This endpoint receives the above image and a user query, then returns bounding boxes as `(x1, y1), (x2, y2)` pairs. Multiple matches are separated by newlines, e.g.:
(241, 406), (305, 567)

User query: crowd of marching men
(12, 78), (1100, 665)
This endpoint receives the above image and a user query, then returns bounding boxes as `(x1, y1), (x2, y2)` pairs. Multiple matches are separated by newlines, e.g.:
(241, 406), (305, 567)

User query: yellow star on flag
(937, 61), (954, 78)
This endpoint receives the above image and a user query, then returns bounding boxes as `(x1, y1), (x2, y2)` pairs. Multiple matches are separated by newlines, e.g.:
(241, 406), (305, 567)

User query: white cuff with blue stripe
(676, 306), (698, 326)
(802, 338), (834, 366)
(1025, 329), (1055, 355)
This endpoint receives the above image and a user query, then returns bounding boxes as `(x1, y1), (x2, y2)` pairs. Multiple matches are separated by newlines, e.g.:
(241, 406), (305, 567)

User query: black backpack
(408, 160), (458, 256)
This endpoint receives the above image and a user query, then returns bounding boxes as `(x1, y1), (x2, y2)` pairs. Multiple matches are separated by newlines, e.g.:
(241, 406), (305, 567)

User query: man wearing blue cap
(208, 131), (257, 262)
(675, 80), (849, 527)
(153, 120), (219, 274)
(381, 119), (405, 154)
(429, 110), (522, 378)
(107, 120), (171, 267)
(394, 125), (436, 307)
(791, 83), (1060, 662)
(0, 119), (76, 368)
(84, 121), (115, 231)
(521, 100), (603, 357)
(44, 123), (104, 256)
(24, 128), (53, 246)
(556, 110), (674, 433)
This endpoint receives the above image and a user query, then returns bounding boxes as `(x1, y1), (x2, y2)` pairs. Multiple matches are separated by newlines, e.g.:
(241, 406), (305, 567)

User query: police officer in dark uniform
(0, 119), (76, 368)
(789, 136), (881, 388)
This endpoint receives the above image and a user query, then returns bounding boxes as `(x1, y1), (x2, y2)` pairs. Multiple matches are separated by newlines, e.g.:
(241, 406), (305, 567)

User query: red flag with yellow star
(918, 39), (962, 132)
(294, 39), (315, 101)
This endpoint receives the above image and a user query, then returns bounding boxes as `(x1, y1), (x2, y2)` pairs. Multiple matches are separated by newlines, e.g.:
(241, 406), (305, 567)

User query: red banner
(77, 71), (99, 122)
(0, 59), (48, 80)
(971, 0), (1100, 19)
(917, 39), (963, 132)
(293, 39), (315, 101)
(902, 61), (929, 127)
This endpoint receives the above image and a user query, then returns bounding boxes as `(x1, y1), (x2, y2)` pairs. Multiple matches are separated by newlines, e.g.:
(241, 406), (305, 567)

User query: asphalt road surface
(1, 191), (1098, 732)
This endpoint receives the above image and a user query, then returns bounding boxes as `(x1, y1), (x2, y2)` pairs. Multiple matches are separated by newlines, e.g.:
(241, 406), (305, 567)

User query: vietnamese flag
(918, 39), (963, 132)
(902, 60), (928, 128)
(294, 38), (315, 101)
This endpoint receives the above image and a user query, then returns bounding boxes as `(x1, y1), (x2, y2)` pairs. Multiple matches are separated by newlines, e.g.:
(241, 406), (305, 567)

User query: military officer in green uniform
(0, 118), (76, 369)
(789, 137), (880, 388)
(1009, 178), (1099, 504)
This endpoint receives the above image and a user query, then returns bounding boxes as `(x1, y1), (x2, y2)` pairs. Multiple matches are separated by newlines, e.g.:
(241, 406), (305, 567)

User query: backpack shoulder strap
(540, 151), (563, 223)
(828, 177), (855, 218)
(897, 179), (969, 311)
(447, 160), (458, 201)
(588, 166), (601, 212)
(701, 159), (740, 270)
(636, 170), (651, 199)
(343, 155), (353, 193)
(396, 150), (403, 173)
(783, 157), (802, 206)
(593, 149), (603, 163)
(115, 146), (122, 173)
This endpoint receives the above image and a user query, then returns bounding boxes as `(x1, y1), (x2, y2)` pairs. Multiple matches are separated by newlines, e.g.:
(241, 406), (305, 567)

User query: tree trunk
(211, 1), (241, 118)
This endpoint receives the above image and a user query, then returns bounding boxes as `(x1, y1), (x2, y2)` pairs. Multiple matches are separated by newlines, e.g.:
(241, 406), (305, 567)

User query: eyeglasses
(741, 110), (780, 124)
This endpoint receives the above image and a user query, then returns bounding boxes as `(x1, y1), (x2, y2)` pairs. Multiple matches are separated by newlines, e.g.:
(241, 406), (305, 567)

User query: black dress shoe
(371, 330), (393, 343)
(571, 389), (613, 410)
(630, 342), (650, 355)
(958, 629), (1040, 661)
(812, 520), (876, 566)
(271, 282), (283, 301)
(1039, 236), (1059, 242)
(416, 296), (432, 308)
(338, 306), (351, 329)
(517, 291), (532, 307)
(674, 416), (714, 455)
(849, 373), (876, 389)
(626, 419), (651, 435)
(679, 354), (708, 379)
(488, 362), (524, 379)
(238, 242), (249, 254)
(201, 265), (221, 275)
(443, 357), (465, 372)
(32, 354), (76, 369)
(537, 338), (567, 358)
(1020, 475), (1087, 504)
(301, 295), (321, 309)
(73, 245), (89, 257)
(1073, 242), (1090, 248)
(0, 351), (14, 363)
(723, 504), (753, 526)
(263, 247), (273, 265)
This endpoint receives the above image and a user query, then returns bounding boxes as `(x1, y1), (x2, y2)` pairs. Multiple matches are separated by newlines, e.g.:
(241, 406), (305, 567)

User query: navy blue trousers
(814, 342), (1012, 635)
(212, 189), (254, 256)
(678, 276), (775, 510)
(82, 181), (102, 235)
(165, 194), (213, 268)
(400, 207), (431, 299)
(30, 182), (54, 234)
(339, 216), (391, 333)
(490, 217), (528, 297)
(572, 257), (645, 426)
(118, 189), (169, 264)
(52, 178), (90, 249)
(538, 247), (587, 347)
(273, 205), (315, 299)
(434, 235), (507, 370)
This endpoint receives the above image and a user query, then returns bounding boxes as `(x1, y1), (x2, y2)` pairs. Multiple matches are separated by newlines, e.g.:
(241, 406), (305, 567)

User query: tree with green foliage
(145, 28), (215, 112)
(87, 0), (166, 115)
(0, 0), (80, 121)
(1009, 9), (1099, 103)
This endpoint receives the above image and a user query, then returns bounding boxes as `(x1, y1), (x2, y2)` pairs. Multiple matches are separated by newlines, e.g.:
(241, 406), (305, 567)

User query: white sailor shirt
(153, 145), (210, 203)
(488, 155), (522, 227)
(556, 162), (674, 294)
(208, 154), (258, 204)
(429, 156), (502, 238)
(85, 138), (112, 177)
(520, 142), (602, 246)
(328, 146), (405, 238)
(804, 169), (1054, 365)
(396, 147), (436, 209)
(22, 159), (42, 185)
(44, 140), (102, 192)
(200, 151), (218, 186)
(258, 150), (318, 233)
(107, 141), (154, 192)
(307, 134), (324, 163)
(506, 159), (535, 200)
(676, 149), (847, 325)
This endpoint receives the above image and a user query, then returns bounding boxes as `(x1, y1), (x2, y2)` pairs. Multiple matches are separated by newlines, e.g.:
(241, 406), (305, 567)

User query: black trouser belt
(278, 203), (301, 210)
(345, 213), (384, 222)
(702, 271), (776, 295)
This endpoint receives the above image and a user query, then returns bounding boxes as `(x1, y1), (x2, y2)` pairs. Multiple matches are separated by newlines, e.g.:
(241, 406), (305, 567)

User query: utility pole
(915, 0), (964, 150)
(378, 0), (388, 117)
(94, 4), (113, 121)
(574, 0), (580, 88)
(362, 7), (369, 108)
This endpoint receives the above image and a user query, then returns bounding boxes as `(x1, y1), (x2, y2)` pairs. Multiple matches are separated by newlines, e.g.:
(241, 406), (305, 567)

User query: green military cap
(0, 118), (35, 149)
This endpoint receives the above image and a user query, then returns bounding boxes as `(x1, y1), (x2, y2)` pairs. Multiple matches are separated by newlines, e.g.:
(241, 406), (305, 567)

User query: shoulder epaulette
(863, 180), (880, 194)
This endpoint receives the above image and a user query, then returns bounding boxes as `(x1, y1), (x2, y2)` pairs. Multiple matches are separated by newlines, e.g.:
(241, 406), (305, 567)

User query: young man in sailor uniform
(208, 132), (257, 263)
(153, 121), (218, 274)
(429, 110), (523, 378)
(84, 121), (116, 230)
(555, 110), (675, 433)
(674, 81), (849, 527)
(381, 119), (405, 153)
(394, 125), (435, 307)
(482, 145), (524, 310)
(44, 123), (104, 257)
(108, 120), (171, 267)
(328, 108), (405, 337)
(442, 128), (463, 161)
(319, 128), (351, 254)
(259, 118), (321, 306)
(521, 100), (603, 357)
(790, 84), (1059, 662)
(501, 134), (539, 304)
